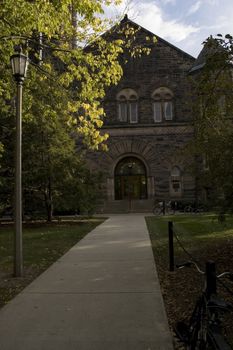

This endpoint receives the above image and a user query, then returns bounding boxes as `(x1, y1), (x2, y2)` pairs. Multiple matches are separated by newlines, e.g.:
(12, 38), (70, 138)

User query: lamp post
(10, 46), (28, 277)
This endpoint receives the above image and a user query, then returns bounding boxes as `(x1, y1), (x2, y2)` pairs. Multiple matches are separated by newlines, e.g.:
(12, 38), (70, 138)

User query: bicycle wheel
(184, 205), (192, 213)
(186, 327), (207, 350)
(187, 297), (208, 350)
(167, 208), (175, 215)
(206, 325), (232, 350)
(153, 207), (162, 215)
(187, 309), (232, 350)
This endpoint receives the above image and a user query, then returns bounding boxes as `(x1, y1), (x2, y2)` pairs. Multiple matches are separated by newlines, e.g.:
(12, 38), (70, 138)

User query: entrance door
(115, 157), (147, 200)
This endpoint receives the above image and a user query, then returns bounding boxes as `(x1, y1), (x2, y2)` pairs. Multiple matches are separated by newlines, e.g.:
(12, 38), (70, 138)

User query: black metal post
(11, 46), (28, 277)
(168, 221), (174, 271)
(162, 200), (166, 215)
(14, 81), (23, 277)
(206, 261), (217, 298)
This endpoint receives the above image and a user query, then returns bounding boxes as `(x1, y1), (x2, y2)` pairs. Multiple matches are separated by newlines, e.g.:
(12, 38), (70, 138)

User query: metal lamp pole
(10, 46), (28, 277)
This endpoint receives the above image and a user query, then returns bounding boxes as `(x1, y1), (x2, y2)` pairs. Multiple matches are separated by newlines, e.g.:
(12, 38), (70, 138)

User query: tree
(0, 2), (157, 219)
(0, 0), (127, 148)
(0, 0), (126, 218)
(192, 34), (233, 213)
(0, 2), (155, 219)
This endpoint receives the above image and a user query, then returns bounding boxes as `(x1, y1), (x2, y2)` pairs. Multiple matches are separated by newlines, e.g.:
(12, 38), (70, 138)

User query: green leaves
(192, 34), (233, 211)
(0, 0), (127, 217)
(0, 0), (126, 150)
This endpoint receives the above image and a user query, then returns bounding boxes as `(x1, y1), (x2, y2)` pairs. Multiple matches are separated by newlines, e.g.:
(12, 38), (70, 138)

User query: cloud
(200, 18), (229, 31)
(160, 0), (176, 4)
(187, 0), (202, 15)
(104, 0), (233, 57)
(126, 1), (200, 42)
(205, 0), (219, 4)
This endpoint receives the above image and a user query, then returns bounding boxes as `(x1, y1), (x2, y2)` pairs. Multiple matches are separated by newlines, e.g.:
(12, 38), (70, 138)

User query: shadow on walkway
(0, 214), (173, 350)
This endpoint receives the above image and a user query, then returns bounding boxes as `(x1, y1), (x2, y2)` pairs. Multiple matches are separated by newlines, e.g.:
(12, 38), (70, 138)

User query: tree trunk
(44, 177), (53, 222)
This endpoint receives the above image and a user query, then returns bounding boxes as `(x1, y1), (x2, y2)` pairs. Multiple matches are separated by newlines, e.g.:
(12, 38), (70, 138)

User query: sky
(107, 0), (233, 58)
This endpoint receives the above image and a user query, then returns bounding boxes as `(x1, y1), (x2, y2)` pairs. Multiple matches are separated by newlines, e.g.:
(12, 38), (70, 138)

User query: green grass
(146, 213), (233, 258)
(145, 214), (233, 347)
(146, 213), (233, 236)
(0, 219), (105, 270)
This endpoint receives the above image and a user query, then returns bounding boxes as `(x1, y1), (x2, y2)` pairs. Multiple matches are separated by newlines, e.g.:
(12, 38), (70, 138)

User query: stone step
(100, 199), (153, 213)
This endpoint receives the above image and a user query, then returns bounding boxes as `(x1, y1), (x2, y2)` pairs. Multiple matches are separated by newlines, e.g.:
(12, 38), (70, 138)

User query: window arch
(117, 88), (138, 123)
(170, 166), (182, 196)
(152, 87), (174, 122)
(171, 166), (181, 178)
(114, 157), (147, 200)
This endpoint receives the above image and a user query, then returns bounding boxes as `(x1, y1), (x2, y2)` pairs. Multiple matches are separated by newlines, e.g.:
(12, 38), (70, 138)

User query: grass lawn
(0, 218), (105, 308)
(146, 214), (233, 349)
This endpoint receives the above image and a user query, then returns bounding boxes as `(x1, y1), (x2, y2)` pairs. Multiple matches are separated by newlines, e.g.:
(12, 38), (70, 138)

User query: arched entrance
(114, 157), (147, 200)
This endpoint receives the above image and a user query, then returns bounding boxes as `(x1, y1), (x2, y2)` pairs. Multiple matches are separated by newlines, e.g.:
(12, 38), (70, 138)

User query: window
(118, 97), (127, 122)
(170, 166), (182, 196)
(153, 102), (162, 122)
(202, 153), (209, 171)
(117, 89), (138, 123)
(152, 87), (174, 122)
(164, 101), (173, 120)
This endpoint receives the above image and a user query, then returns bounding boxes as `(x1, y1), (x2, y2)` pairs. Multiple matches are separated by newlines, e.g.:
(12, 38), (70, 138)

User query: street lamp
(10, 45), (28, 277)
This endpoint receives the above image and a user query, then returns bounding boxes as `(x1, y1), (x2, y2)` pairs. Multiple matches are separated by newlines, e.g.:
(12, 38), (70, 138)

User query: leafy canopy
(0, 0), (125, 150)
(192, 34), (233, 210)
(0, 2), (156, 217)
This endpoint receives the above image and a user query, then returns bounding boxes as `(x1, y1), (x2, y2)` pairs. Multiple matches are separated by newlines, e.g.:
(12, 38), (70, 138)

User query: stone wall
(85, 18), (196, 213)
(87, 125), (196, 213)
(103, 20), (195, 126)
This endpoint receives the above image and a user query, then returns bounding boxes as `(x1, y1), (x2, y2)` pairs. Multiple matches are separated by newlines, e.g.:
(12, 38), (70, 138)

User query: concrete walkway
(0, 214), (174, 350)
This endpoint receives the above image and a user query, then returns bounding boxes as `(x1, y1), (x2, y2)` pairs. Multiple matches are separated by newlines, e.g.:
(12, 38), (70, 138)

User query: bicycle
(153, 200), (175, 215)
(183, 205), (204, 214)
(174, 260), (233, 349)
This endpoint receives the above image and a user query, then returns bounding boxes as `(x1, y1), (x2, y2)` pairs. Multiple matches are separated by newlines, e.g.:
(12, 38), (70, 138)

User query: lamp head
(10, 45), (28, 82)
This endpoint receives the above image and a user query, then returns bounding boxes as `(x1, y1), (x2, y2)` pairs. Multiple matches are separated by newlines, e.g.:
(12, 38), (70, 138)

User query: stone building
(86, 15), (197, 213)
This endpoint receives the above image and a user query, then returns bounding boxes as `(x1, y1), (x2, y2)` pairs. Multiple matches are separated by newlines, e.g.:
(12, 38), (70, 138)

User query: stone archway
(114, 156), (147, 201)
(101, 139), (156, 204)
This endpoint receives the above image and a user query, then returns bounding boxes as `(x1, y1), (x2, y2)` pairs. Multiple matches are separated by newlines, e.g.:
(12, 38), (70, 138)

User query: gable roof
(119, 14), (195, 62)
(189, 37), (226, 73)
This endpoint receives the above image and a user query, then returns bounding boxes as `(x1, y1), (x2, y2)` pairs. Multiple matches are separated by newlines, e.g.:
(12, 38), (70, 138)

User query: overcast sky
(108, 0), (233, 58)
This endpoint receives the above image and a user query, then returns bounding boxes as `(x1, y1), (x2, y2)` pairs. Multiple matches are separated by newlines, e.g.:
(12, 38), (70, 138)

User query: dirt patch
(0, 266), (43, 308)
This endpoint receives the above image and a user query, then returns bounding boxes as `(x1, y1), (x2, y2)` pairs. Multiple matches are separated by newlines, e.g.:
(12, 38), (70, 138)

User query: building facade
(86, 16), (197, 213)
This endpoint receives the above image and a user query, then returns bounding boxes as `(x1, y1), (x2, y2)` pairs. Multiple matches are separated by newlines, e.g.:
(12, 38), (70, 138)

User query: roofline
(120, 15), (196, 61)
(189, 62), (206, 74)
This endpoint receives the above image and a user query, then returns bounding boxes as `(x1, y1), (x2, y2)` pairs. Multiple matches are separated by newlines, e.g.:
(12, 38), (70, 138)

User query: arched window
(152, 87), (174, 122)
(170, 166), (182, 196)
(117, 88), (138, 123)
(115, 157), (147, 200)
(171, 166), (180, 178)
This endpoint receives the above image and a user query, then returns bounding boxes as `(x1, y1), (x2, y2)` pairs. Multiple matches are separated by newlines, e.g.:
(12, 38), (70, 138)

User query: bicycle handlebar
(217, 271), (233, 281)
(176, 262), (193, 268)
(176, 261), (205, 274)
(176, 261), (233, 280)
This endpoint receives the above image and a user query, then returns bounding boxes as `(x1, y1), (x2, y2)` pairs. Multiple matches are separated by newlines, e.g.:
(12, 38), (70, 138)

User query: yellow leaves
(75, 101), (108, 150)
(118, 22), (155, 59)
(67, 101), (78, 114)
(0, 0), (130, 151)
(0, 143), (4, 159)
(95, 119), (103, 128)
(77, 121), (109, 151)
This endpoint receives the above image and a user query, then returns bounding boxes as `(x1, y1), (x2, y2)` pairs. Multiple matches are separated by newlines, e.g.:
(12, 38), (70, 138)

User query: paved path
(0, 214), (174, 350)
